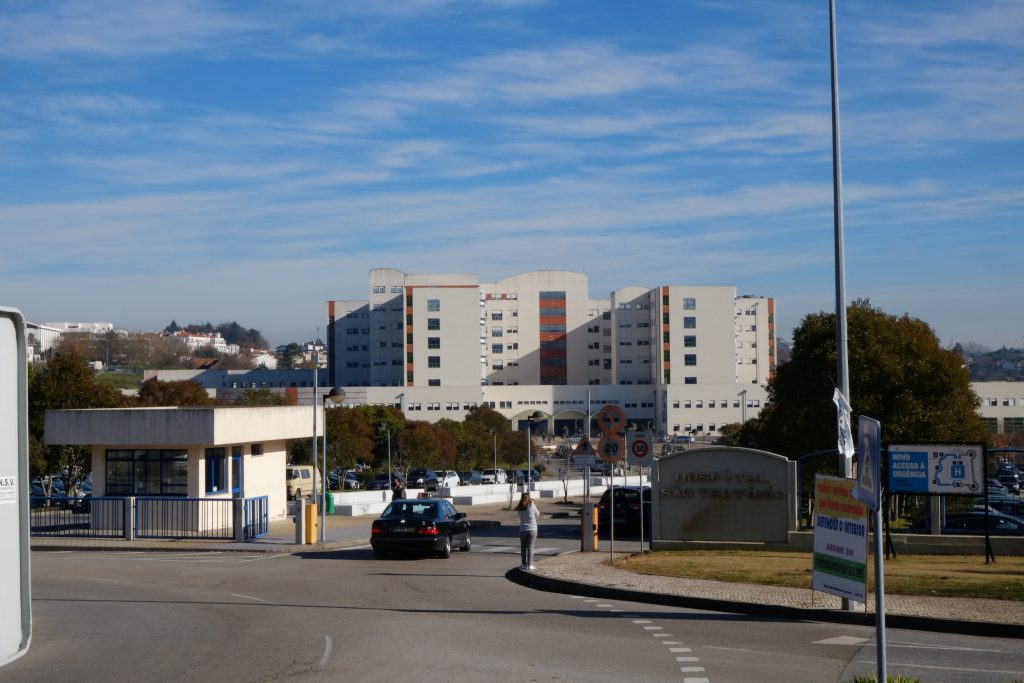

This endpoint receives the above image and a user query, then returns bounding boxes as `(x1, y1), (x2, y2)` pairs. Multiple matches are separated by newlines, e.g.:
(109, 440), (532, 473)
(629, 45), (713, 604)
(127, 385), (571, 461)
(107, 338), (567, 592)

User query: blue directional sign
(887, 443), (983, 495)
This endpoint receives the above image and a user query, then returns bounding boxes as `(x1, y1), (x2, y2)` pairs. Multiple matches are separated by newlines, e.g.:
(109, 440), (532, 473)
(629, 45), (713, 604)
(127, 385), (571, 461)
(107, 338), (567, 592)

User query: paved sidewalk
(516, 551), (1024, 639)
(30, 500), (1023, 638)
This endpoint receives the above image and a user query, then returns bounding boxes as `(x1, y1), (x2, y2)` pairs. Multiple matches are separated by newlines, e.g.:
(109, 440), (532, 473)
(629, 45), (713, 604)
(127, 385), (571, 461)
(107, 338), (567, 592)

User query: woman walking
(516, 492), (539, 570)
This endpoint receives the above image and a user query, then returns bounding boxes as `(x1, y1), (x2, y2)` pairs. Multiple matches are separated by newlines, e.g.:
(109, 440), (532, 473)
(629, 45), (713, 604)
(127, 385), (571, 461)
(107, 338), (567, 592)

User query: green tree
(136, 379), (213, 406)
(277, 343), (302, 370)
(233, 388), (292, 406)
(739, 300), (987, 458)
(28, 349), (125, 484)
(324, 407), (375, 473)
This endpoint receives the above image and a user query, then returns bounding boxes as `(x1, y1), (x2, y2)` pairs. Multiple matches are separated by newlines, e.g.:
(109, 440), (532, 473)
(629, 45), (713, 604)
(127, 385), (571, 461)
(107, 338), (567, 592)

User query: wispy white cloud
(0, 1), (261, 60)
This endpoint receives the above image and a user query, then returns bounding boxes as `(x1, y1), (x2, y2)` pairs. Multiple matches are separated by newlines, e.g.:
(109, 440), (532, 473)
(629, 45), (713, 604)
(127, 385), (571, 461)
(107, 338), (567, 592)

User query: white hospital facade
(327, 269), (776, 438)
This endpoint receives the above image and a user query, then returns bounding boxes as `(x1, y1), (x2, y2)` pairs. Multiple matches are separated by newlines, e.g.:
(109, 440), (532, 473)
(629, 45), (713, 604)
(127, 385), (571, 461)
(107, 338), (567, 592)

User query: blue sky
(2, 0), (1021, 350)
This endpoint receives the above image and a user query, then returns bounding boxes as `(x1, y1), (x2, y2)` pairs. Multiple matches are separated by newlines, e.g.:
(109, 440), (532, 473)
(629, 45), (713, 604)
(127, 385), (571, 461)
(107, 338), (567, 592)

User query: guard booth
(44, 406), (317, 534)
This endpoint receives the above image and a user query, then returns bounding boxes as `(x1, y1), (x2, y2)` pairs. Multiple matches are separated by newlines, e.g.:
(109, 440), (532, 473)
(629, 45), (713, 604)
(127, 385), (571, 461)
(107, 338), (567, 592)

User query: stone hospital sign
(653, 447), (797, 544)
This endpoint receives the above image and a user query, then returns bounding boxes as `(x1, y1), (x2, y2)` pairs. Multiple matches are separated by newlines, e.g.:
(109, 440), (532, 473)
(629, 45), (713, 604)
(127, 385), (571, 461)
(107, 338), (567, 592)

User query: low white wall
(330, 475), (648, 517)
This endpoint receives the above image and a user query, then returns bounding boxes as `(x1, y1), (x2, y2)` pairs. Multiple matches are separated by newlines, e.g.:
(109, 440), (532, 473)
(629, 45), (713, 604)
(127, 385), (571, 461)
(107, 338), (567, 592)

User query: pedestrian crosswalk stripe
(478, 545), (561, 555)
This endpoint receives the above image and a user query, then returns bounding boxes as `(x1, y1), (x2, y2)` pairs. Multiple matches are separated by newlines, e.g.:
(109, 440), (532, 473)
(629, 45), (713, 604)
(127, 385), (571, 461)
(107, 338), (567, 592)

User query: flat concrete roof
(44, 406), (316, 446)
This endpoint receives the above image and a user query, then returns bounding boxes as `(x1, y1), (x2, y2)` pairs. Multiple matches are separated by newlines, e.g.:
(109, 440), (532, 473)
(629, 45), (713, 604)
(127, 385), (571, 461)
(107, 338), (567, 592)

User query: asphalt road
(5, 523), (1023, 682)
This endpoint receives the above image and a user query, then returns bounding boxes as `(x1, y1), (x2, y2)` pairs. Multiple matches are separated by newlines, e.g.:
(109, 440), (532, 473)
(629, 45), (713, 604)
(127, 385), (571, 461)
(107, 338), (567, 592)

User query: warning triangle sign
(572, 435), (597, 457)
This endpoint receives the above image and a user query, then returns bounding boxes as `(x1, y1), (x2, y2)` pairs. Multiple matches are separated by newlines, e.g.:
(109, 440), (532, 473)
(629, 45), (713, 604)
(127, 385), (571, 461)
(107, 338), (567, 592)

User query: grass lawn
(613, 550), (1024, 601)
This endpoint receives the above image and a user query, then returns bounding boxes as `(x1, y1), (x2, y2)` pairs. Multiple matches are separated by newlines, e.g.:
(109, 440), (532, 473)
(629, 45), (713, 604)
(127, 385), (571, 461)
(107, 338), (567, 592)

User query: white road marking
(320, 635), (332, 666)
(889, 642), (1009, 653)
(669, 648), (692, 653)
(814, 636), (870, 646)
(230, 593), (276, 605)
(683, 678), (710, 683)
(61, 576), (129, 583)
(633, 619), (653, 624)
(653, 634), (672, 638)
(643, 626), (662, 630)
(680, 666), (706, 672)
(479, 545), (561, 554)
(595, 604), (613, 607)
(854, 660), (1024, 676)
(705, 645), (773, 655)
(677, 657), (700, 662)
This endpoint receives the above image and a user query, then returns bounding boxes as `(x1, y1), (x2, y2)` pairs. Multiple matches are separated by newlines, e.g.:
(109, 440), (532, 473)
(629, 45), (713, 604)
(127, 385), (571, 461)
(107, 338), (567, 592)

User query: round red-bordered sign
(630, 438), (650, 460)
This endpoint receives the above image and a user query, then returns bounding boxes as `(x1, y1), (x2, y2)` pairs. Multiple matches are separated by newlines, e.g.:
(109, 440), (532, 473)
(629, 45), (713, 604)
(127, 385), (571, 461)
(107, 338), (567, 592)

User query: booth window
(206, 447), (227, 494)
(105, 449), (187, 496)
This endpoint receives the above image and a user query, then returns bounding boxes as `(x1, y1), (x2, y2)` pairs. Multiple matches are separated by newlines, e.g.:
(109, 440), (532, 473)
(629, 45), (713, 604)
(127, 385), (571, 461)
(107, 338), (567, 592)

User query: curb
(507, 567), (1024, 640)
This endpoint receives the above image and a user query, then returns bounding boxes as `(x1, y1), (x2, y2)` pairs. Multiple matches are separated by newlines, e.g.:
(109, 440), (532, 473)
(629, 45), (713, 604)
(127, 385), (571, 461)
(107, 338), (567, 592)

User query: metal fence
(135, 497), (235, 540)
(244, 495), (270, 540)
(29, 497), (125, 538)
(29, 495), (272, 541)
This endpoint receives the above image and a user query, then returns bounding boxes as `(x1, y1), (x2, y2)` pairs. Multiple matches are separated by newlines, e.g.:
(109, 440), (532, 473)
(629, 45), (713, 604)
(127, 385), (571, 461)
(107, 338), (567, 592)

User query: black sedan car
(370, 499), (471, 558)
(597, 485), (651, 533)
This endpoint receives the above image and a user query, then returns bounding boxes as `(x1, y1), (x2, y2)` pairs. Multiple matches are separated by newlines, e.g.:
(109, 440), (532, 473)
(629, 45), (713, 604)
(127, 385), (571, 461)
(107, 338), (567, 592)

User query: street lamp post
(380, 424), (392, 481)
(321, 387), (345, 543)
(488, 429), (497, 473)
(525, 411), (544, 490)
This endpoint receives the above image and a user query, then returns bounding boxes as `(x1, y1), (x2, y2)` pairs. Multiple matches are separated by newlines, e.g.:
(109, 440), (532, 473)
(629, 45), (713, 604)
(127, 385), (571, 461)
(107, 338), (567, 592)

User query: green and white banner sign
(812, 475), (868, 603)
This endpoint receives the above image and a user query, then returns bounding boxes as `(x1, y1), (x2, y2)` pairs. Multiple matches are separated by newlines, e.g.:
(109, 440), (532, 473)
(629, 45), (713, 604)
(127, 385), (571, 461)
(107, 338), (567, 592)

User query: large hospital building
(327, 268), (775, 439)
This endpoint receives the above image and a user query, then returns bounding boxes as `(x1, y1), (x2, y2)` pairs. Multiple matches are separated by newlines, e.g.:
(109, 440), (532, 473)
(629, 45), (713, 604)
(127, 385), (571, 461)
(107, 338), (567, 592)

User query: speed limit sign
(597, 434), (625, 462)
(626, 431), (653, 466)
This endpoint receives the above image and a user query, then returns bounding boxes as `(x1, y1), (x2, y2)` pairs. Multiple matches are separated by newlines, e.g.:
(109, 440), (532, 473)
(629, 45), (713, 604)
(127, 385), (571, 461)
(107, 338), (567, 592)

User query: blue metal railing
(244, 495), (270, 540)
(29, 496), (125, 538)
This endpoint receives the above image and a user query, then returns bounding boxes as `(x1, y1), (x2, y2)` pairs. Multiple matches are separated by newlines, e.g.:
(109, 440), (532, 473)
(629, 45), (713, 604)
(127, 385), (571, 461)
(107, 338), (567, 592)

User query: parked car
(368, 473), (393, 490)
(513, 469), (543, 484)
(997, 472), (1021, 495)
(437, 470), (461, 489)
(943, 511), (1024, 535)
(406, 468), (438, 492)
(370, 498), (471, 558)
(459, 470), (483, 486)
(597, 485), (652, 533)
(481, 468), (507, 484)
(988, 499), (1024, 521)
(286, 465), (322, 500)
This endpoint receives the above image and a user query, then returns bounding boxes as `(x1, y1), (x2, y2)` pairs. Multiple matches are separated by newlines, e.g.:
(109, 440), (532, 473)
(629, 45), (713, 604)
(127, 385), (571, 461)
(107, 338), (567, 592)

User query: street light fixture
(321, 387), (345, 542)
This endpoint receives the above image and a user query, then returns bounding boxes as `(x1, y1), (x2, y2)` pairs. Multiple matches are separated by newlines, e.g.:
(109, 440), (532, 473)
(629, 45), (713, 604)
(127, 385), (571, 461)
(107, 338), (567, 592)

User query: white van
(481, 468), (508, 484)
(286, 465), (322, 500)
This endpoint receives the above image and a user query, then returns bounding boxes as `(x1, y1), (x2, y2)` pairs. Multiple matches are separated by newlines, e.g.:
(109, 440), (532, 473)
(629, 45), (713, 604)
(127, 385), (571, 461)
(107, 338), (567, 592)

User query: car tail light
(417, 524), (440, 536)
(371, 525), (388, 535)
(628, 502), (640, 511)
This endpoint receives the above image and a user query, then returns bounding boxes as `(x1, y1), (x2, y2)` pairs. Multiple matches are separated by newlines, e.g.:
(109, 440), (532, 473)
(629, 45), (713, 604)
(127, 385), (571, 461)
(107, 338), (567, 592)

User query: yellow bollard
(304, 503), (318, 544)
(581, 502), (599, 552)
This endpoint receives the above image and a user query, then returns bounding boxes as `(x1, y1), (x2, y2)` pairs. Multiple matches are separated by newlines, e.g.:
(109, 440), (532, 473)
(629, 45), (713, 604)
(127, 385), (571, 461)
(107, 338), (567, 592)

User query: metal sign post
(627, 431), (654, 553)
(857, 416), (886, 683)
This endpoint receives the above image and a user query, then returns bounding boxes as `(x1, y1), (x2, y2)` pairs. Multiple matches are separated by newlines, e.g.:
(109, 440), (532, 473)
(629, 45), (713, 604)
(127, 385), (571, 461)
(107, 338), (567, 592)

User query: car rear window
(384, 502), (436, 517)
